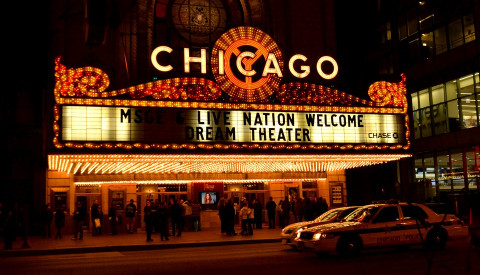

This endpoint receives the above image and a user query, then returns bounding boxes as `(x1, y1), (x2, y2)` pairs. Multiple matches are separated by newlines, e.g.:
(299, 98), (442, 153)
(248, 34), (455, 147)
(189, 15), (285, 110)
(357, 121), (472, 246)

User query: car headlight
(313, 232), (334, 240)
(296, 228), (304, 238)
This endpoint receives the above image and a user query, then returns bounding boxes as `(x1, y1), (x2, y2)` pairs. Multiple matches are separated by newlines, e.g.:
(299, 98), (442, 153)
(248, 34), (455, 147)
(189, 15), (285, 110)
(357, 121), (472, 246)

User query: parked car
(281, 206), (360, 248)
(294, 202), (468, 255)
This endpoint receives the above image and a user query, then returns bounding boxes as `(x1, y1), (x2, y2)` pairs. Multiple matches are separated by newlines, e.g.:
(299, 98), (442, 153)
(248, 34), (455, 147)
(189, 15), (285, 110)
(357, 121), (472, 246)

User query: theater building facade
(45, 1), (411, 230)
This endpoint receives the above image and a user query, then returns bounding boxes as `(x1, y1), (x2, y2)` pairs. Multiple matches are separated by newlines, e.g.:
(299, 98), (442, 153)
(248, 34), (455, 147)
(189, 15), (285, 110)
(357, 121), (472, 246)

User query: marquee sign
(53, 26), (410, 151)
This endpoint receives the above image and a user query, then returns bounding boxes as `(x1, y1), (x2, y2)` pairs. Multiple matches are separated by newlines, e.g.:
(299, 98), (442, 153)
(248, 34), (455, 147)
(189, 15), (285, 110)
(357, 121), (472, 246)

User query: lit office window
(466, 148), (479, 191)
(419, 89), (430, 108)
(433, 103), (448, 135)
(445, 80), (458, 100)
(461, 95), (478, 128)
(447, 99), (461, 132)
(411, 92), (419, 110)
(459, 74), (475, 96)
(431, 84), (445, 104)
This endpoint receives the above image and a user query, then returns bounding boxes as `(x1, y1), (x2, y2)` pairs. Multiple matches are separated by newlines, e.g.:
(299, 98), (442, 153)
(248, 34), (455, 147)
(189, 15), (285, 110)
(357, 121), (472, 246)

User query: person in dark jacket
(169, 198), (182, 237)
(266, 197), (277, 229)
(158, 201), (170, 240)
(158, 201), (169, 240)
(144, 200), (154, 242)
(108, 202), (117, 235)
(125, 199), (137, 233)
(90, 200), (100, 236)
(281, 197), (291, 226)
(253, 199), (263, 229)
(218, 198), (226, 234)
(54, 205), (66, 239)
(303, 198), (314, 221)
(224, 199), (236, 236)
(72, 201), (86, 240)
(41, 203), (53, 238)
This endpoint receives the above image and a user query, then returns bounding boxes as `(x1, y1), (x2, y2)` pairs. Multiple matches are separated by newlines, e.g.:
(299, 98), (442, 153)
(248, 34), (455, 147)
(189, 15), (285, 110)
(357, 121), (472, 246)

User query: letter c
(151, 46), (173, 72)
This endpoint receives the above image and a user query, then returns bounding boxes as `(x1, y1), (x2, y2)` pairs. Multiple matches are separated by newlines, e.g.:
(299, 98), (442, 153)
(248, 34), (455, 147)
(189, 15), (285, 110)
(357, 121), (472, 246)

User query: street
(1, 237), (478, 275)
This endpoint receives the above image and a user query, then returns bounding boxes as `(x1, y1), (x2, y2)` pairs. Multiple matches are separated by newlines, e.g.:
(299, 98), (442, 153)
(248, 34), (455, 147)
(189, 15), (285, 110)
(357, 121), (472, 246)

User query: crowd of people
(216, 196), (328, 236)
(1, 195), (329, 249)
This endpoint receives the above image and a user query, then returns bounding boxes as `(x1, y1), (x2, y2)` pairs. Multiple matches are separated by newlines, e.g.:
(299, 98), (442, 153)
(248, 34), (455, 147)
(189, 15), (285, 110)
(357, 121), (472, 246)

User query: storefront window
(463, 14), (476, 43)
(448, 18), (464, 49)
(460, 95), (478, 128)
(451, 152), (464, 190)
(431, 84), (445, 104)
(466, 149), (479, 191)
(437, 153), (451, 191)
(434, 26), (448, 55)
(424, 156), (436, 200)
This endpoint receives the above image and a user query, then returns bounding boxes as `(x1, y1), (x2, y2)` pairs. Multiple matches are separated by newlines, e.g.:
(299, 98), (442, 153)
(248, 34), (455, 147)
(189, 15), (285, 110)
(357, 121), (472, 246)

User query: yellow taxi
(293, 202), (468, 255)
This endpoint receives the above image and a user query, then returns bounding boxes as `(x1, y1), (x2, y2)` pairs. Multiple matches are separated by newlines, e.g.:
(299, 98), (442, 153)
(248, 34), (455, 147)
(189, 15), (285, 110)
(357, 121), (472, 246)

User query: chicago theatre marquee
(47, 27), (411, 227)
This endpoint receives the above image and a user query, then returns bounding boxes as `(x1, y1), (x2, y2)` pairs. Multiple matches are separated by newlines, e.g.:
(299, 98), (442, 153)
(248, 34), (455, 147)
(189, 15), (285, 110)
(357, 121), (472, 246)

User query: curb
(0, 238), (281, 258)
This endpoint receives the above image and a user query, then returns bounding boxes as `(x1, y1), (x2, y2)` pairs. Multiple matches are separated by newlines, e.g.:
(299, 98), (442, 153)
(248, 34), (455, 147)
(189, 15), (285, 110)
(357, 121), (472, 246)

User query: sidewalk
(0, 225), (282, 257)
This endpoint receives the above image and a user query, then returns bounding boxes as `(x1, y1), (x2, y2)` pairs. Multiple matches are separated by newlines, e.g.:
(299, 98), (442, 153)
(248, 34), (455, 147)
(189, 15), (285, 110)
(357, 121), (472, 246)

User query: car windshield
(346, 206), (380, 223)
(314, 209), (341, 222)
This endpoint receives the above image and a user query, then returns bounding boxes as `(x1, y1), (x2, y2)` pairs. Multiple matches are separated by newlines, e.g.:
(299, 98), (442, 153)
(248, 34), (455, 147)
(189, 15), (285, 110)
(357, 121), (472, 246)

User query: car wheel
(337, 235), (362, 256)
(426, 228), (447, 250)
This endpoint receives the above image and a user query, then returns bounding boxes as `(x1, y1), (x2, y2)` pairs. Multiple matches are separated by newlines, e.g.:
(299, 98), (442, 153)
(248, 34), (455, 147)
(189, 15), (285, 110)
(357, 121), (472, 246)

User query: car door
(399, 204), (429, 244)
(362, 205), (404, 248)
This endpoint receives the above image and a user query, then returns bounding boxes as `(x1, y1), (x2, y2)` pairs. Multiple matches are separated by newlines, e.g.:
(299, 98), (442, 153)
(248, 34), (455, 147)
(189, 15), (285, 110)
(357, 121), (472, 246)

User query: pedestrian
(41, 203), (53, 238)
(304, 198), (314, 221)
(158, 201), (169, 240)
(90, 199), (100, 236)
(95, 205), (103, 235)
(295, 198), (304, 222)
(218, 198), (226, 234)
(170, 198), (182, 237)
(266, 197), (277, 229)
(319, 197), (329, 215)
(247, 202), (254, 235)
(239, 201), (249, 235)
(224, 199), (236, 235)
(144, 200), (154, 242)
(54, 205), (66, 239)
(276, 200), (283, 228)
(108, 202), (118, 235)
(72, 201), (86, 240)
(281, 197), (291, 226)
(191, 200), (201, 232)
(125, 199), (136, 233)
(253, 199), (262, 229)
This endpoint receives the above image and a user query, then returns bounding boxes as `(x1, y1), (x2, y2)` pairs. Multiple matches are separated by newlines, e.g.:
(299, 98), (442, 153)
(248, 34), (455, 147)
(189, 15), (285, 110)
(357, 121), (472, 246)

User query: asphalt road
(1, 238), (479, 275)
